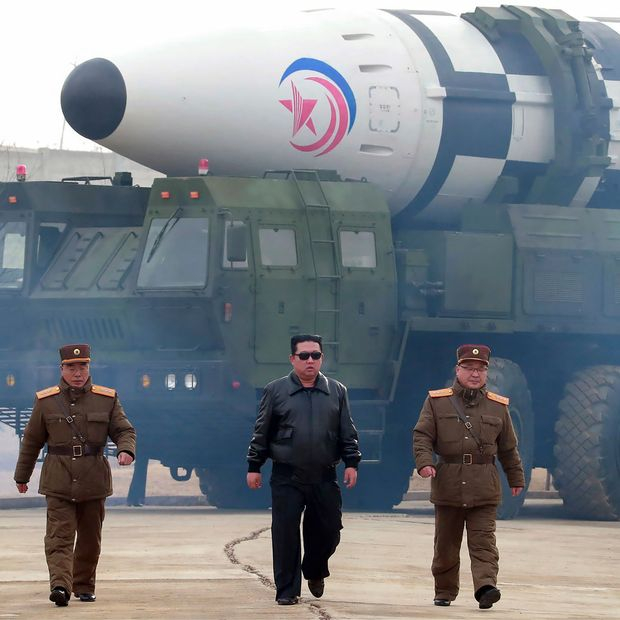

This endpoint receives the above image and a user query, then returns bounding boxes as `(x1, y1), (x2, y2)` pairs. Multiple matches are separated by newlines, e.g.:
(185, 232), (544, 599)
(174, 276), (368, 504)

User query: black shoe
(49, 587), (69, 607)
(476, 585), (501, 609)
(76, 593), (96, 602)
(276, 596), (299, 605)
(434, 598), (451, 606)
(308, 578), (325, 598)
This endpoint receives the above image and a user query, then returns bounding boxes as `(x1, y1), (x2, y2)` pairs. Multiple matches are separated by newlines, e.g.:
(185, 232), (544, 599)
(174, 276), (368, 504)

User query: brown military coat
(414, 381), (525, 508)
(14, 378), (136, 502)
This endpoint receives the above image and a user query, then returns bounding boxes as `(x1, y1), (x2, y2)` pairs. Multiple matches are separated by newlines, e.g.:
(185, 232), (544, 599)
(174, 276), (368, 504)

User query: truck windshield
(137, 217), (209, 289)
(0, 222), (26, 289)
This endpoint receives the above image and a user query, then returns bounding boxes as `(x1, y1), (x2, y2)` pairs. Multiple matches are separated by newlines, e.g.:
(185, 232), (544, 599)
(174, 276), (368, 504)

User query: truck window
(223, 220), (248, 269)
(37, 223), (65, 272)
(137, 217), (209, 289)
(0, 222), (26, 289)
(340, 230), (377, 268)
(259, 227), (297, 266)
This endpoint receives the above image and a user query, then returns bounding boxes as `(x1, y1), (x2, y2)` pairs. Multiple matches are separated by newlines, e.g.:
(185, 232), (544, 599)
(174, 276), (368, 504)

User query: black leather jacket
(247, 371), (361, 479)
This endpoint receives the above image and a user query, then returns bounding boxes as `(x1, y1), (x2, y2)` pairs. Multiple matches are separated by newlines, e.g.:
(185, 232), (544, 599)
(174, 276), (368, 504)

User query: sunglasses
(294, 351), (322, 360)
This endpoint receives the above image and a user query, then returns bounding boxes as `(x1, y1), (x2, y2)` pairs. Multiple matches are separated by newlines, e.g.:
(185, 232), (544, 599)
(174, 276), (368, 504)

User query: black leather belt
(439, 454), (495, 465)
(47, 444), (104, 457)
(272, 462), (337, 483)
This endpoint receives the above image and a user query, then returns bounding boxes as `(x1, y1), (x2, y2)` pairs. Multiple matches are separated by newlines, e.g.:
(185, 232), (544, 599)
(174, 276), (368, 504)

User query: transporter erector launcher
(61, 5), (620, 226)
(5, 4), (617, 519)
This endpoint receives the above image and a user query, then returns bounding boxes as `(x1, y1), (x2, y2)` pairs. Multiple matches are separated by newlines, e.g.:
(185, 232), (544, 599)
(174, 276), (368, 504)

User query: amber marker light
(141, 374), (151, 388)
(6, 374), (16, 387)
(190, 191), (200, 199)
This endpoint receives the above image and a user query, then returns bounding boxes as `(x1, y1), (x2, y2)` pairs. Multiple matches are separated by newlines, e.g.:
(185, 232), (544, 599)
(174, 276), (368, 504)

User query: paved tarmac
(0, 499), (618, 619)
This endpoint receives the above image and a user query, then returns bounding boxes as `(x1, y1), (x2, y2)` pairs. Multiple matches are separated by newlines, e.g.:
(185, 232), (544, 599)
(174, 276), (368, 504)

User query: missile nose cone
(61, 58), (127, 140)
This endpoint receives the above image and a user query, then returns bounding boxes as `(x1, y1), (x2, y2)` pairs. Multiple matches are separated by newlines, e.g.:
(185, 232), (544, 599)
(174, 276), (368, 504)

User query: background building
(0, 146), (158, 186)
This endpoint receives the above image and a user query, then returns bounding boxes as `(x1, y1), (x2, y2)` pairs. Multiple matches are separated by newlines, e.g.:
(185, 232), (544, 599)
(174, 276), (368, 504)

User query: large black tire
(196, 464), (272, 509)
(486, 358), (534, 519)
(342, 461), (412, 511)
(343, 422), (414, 511)
(553, 366), (620, 520)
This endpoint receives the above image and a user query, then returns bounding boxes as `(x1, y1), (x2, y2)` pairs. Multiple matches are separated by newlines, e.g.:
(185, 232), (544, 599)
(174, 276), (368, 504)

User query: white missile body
(61, 7), (620, 225)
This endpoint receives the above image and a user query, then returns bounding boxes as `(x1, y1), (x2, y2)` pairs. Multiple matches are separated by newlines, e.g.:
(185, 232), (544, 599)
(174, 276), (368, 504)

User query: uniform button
(70, 403), (75, 406)
(72, 457), (76, 461)
(462, 503), (467, 507)
(465, 436), (469, 439)
(72, 498), (76, 502)
(462, 481), (466, 485)
(73, 479), (77, 482)
(73, 436), (77, 440)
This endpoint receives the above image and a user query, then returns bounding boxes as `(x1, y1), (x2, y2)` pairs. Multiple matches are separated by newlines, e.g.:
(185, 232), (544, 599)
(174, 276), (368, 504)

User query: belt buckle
(72, 445), (83, 457)
(462, 453), (473, 465)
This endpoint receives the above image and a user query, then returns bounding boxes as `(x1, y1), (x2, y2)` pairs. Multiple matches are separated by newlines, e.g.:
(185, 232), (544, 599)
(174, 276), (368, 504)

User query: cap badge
(472, 348), (479, 355)
(74, 348), (80, 355)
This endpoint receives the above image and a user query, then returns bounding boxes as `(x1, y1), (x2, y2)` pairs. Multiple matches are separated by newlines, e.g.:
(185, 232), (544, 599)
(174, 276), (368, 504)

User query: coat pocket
(436, 413), (463, 443)
(274, 426), (293, 442)
(480, 415), (503, 444)
(43, 411), (73, 443)
(87, 411), (111, 444)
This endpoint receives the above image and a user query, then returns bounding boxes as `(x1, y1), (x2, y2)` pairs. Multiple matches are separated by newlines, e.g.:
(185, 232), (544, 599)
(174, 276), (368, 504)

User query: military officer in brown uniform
(413, 344), (524, 610)
(14, 344), (136, 607)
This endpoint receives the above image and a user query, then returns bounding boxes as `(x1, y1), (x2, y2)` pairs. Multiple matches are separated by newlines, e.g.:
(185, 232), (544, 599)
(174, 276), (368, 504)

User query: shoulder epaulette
(91, 384), (116, 398)
(487, 391), (509, 405)
(429, 388), (453, 398)
(36, 385), (61, 399)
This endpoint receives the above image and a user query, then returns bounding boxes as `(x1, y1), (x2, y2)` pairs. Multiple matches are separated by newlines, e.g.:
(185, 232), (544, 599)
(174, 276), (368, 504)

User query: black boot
(49, 587), (69, 607)
(476, 585), (501, 609)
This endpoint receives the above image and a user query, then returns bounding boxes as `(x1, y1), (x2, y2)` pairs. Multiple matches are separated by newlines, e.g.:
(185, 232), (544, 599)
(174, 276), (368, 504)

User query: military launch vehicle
(2, 5), (620, 519)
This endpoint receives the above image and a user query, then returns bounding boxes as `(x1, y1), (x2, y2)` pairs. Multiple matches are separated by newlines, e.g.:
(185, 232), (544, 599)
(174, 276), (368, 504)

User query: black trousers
(270, 468), (343, 600)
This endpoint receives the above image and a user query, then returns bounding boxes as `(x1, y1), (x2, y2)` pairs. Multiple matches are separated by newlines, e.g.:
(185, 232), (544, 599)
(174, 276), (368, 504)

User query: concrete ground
(0, 499), (618, 619)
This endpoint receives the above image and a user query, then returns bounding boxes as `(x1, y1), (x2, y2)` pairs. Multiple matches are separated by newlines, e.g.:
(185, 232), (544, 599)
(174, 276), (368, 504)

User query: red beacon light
(198, 158), (209, 176)
(16, 165), (27, 182)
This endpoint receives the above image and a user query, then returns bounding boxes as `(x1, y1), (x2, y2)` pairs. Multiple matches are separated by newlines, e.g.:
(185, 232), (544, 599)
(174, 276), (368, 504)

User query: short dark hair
(291, 334), (322, 355)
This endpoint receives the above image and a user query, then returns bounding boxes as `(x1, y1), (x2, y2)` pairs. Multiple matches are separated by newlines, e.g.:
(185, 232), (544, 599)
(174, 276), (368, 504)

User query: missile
(61, 6), (620, 225)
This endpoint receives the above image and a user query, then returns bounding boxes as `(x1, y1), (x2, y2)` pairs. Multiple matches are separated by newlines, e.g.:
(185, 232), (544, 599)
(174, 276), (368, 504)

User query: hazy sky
(1, 0), (618, 152)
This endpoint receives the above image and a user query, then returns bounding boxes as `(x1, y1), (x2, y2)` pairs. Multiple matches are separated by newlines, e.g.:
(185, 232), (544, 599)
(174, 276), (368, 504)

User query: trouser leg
(301, 480), (342, 580)
(465, 504), (499, 594)
(72, 499), (105, 595)
(432, 505), (465, 601)
(270, 476), (305, 599)
(45, 496), (77, 593)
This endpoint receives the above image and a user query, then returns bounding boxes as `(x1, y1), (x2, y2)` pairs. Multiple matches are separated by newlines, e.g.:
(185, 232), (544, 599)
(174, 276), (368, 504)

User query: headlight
(165, 373), (176, 390)
(184, 373), (197, 390)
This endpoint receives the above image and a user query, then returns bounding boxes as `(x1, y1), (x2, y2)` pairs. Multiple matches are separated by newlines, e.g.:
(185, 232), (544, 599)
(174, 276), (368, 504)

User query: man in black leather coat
(247, 334), (361, 605)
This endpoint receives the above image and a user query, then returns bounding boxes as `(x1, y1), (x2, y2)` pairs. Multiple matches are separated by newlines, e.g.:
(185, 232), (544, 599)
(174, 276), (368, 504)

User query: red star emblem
(279, 81), (318, 136)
